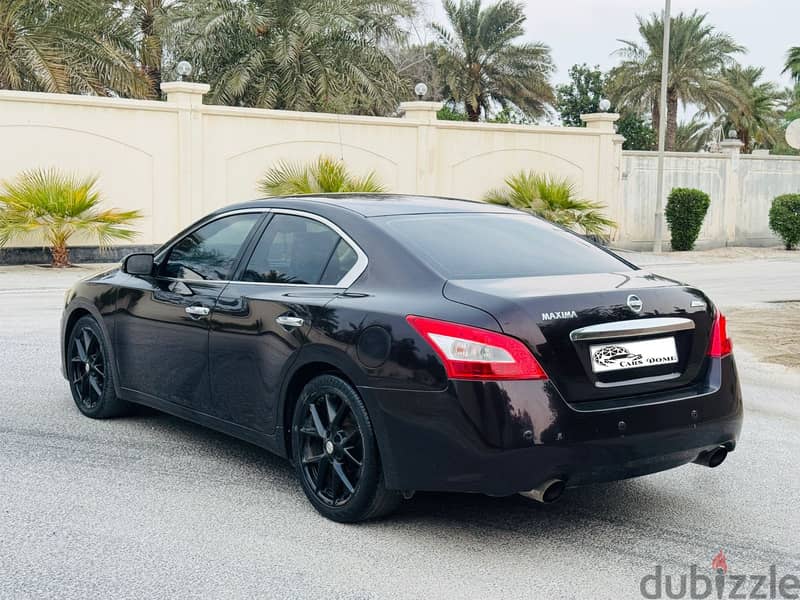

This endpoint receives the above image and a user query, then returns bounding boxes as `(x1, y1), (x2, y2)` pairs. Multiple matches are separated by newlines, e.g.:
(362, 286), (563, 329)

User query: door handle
(276, 315), (305, 328)
(185, 305), (210, 317)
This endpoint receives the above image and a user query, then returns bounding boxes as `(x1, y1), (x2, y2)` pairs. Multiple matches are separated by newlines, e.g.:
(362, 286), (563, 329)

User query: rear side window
(377, 213), (631, 279)
(241, 214), (357, 285)
(161, 213), (261, 280)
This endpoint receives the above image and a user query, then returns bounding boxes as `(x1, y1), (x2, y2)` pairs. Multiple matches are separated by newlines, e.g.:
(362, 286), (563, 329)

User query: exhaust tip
(694, 446), (728, 468)
(519, 478), (566, 504)
(708, 447), (728, 468)
(542, 480), (566, 503)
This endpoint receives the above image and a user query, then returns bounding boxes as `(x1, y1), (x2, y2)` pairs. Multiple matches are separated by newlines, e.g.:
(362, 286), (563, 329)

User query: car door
(209, 210), (366, 433)
(114, 210), (264, 411)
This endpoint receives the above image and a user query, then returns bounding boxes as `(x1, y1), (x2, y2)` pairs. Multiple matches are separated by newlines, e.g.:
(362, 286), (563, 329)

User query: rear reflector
(708, 310), (733, 358)
(406, 315), (548, 380)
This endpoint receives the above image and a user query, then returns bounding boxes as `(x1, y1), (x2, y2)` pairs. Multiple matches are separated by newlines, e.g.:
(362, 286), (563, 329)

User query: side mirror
(122, 253), (155, 276)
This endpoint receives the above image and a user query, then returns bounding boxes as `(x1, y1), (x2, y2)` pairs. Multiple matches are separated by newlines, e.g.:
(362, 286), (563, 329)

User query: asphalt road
(1, 258), (799, 600)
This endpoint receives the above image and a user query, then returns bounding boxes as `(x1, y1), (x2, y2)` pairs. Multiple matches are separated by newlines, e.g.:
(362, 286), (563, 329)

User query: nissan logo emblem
(627, 295), (643, 313)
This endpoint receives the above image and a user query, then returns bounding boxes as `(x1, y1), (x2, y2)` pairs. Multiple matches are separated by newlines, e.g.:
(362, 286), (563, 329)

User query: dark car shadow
(124, 405), (295, 481)
(393, 479), (678, 532)
(121, 405), (688, 543)
(67, 400), (748, 580)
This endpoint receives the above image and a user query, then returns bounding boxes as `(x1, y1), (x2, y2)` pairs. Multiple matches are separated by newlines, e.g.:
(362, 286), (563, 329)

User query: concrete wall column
(581, 113), (623, 239)
(720, 138), (744, 245)
(400, 101), (443, 195)
(161, 82), (210, 224)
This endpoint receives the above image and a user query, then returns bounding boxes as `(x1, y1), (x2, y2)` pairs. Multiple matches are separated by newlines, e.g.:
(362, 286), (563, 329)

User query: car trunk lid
(443, 271), (715, 403)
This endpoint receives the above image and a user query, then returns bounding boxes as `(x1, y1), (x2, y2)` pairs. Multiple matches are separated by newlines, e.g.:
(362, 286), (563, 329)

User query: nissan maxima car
(61, 195), (742, 522)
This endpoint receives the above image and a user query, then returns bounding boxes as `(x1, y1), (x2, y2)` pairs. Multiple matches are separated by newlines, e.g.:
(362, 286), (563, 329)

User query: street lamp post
(653, 0), (671, 252)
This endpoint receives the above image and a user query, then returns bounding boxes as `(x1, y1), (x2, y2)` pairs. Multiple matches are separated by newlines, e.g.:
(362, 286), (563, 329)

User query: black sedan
(61, 195), (742, 522)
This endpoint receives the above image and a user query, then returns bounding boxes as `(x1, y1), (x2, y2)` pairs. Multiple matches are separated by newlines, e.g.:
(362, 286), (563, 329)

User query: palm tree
(0, 169), (142, 267)
(768, 86), (800, 156)
(124, 0), (186, 98)
(608, 11), (744, 150)
(711, 65), (780, 153)
(259, 156), (385, 196)
(0, 0), (151, 97)
(784, 47), (800, 83)
(432, 0), (555, 122)
(674, 116), (713, 152)
(176, 0), (413, 114)
(778, 85), (800, 123)
(484, 171), (616, 237)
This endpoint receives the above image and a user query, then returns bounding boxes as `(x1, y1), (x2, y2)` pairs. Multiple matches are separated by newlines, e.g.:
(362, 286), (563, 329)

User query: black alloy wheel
(67, 316), (129, 418)
(299, 386), (364, 506)
(292, 375), (401, 522)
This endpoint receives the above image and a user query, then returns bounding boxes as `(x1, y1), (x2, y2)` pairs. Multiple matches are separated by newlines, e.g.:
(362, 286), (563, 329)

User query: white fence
(619, 149), (800, 250)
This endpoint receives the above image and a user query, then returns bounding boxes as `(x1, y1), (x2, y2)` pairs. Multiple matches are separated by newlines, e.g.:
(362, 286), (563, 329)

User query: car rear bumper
(359, 356), (743, 496)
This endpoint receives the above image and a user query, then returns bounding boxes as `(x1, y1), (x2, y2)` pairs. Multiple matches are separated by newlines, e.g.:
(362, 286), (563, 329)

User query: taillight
(708, 310), (733, 357)
(406, 315), (548, 381)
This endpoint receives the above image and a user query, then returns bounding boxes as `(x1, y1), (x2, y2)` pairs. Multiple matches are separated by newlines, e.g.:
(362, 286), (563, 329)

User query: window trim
(154, 208), (269, 283)
(154, 207), (368, 289)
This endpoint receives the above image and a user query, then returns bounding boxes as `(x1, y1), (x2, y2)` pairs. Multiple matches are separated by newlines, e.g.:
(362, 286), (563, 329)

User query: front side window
(241, 214), (357, 285)
(161, 213), (261, 281)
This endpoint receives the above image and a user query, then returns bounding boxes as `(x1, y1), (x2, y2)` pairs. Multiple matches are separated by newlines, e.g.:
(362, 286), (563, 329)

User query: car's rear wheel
(67, 316), (129, 419)
(291, 374), (401, 522)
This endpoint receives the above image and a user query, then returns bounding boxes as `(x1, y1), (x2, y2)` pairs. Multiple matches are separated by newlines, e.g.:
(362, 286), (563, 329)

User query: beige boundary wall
(0, 84), (624, 249)
(2, 83), (798, 252)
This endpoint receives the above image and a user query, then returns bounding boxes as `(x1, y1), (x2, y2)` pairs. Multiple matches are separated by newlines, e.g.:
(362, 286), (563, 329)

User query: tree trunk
(141, 12), (162, 99)
(666, 88), (678, 151)
(144, 55), (162, 99)
(741, 129), (751, 154)
(651, 99), (660, 137)
(465, 100), (480, 122)
(51, 244), (70, 268)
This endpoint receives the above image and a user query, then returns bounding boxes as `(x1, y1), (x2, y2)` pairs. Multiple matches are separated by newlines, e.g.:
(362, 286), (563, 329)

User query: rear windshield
(377, 212), (633, 279)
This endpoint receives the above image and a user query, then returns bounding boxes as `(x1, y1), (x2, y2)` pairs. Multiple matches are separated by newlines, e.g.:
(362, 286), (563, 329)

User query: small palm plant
(259, 156), (385, 196)
(485, 171), (616, 238)
(0, 169), (142, 268)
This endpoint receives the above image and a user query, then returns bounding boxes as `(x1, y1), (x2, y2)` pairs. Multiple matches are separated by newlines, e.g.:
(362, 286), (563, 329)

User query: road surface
(1, 255), (798, 599)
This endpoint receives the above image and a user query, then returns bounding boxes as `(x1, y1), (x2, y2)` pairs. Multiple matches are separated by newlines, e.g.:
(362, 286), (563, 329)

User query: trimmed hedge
(665, 188), (711, 251)
(769, 194), (800, 250)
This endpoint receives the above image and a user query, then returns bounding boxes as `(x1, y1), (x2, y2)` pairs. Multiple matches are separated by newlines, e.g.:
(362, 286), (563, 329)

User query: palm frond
(482, 171), (616, 237)
(430, 0), (555, 121)
(175, 0), (411, 114)
(259, 160), (314, 196)
(0, 168), (142, 256)
(258, 156), (384, 196)
(784, 47), (800, 83)
(607, 9), (745, 148)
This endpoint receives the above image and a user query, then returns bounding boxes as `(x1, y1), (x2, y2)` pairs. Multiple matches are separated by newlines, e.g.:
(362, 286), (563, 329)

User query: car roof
(223, 194), (520, 217)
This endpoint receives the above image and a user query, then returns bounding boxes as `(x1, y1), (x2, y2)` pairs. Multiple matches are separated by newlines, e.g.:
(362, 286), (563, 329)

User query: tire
(291, 374), (402, 523)
(66, 315), (130, 419)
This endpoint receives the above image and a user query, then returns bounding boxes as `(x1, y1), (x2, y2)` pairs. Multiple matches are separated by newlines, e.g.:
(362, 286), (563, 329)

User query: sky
(422, 0), (798, 88)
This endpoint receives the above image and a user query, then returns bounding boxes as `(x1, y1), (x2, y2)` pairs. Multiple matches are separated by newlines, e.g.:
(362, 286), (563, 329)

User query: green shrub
(769, 194), (800, 250)
(436, 104), (467, 121)
(664, 188), (711, 251)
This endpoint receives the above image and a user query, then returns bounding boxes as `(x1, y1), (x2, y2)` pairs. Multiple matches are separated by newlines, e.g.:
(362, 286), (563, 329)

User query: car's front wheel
(291, 374), (401, 522)
(66, 315), (129, 419)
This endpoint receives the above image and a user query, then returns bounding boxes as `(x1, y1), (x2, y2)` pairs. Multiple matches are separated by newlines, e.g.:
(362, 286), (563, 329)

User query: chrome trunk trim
(569, 317), (695, 342)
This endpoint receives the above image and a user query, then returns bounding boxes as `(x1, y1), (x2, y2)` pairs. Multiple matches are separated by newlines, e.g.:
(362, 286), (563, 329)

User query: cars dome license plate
(589, 337), (679, 373)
